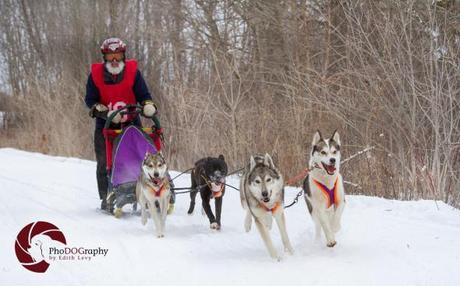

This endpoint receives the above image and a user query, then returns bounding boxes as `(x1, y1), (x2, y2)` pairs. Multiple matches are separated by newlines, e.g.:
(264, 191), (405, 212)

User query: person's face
(104, 52), (124, 67)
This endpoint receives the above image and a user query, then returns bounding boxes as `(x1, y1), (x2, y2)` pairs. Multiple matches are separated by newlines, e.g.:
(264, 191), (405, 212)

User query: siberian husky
(135, 152), (171, 238)
(303, 130), (345, 247)
(240, 154), (294, 260)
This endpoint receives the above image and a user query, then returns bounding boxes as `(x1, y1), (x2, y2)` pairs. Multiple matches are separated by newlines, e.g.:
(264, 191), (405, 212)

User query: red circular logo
(14, 221), (67, 273)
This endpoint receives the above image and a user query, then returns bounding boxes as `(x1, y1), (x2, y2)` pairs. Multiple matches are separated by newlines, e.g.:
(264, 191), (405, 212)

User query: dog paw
(270, 253), (282, 261)
(157, 234), (164, 238)
(141, 217), (147, 225)
(244, 224), (251, 232)
(285, 246), (294, 255)
(327, 241), (337, 248)
(244, 214), (252, 232)
(114, 208), (123, 219)
(210, 222), (220, 230)
(167, 204), (175, 215)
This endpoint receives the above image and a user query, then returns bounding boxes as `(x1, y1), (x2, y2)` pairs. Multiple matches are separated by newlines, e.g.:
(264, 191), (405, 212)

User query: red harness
(313, 178), (340, 208)
(148, 183), (167, 197)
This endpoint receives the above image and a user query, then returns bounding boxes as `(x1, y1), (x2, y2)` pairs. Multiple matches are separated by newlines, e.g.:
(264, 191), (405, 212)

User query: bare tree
(0, 0), (458, 206)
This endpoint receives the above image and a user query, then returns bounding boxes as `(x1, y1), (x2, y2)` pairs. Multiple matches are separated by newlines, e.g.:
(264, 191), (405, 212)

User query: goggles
(104, 52), (124, 62)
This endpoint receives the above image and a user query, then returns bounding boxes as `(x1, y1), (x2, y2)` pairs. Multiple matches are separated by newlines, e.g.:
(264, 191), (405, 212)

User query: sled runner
(102, 104), (163, 214)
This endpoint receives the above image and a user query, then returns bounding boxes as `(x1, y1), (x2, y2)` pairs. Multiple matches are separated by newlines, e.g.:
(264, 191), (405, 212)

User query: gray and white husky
(240, 154), (294, 260)
(135, 152), (171, 238)
(303, 130), (345, 247)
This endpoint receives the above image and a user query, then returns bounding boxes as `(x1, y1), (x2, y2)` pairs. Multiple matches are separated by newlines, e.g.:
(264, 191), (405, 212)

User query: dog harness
(260, 202), (281, 214)
(313, 178), (339, 208)
(148, 181), (168, 197)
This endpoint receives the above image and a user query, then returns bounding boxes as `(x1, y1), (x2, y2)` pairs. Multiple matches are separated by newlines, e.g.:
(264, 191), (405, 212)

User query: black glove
(89, 103), (108, 118)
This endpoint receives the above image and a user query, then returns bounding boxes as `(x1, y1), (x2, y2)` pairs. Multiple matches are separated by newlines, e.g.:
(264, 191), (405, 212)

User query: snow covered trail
(1, 148), (459, 286)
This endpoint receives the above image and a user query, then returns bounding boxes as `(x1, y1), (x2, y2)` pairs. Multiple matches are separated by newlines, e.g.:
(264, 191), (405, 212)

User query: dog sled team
(85, 38), (345, 259)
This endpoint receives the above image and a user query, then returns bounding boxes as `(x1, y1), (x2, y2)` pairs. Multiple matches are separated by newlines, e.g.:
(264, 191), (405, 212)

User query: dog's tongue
(326, 165), (336, 173)
(153, 178), (162, 185)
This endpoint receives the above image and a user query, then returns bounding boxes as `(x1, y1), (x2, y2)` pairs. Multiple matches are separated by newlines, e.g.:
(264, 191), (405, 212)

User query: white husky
(135, 152), (171, 238)
(240, 154), (294, 260)
(304, 130), (345, 247)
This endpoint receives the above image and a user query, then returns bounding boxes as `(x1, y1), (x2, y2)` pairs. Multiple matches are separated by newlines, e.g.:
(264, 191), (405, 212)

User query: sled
(102, 104), (163, 215)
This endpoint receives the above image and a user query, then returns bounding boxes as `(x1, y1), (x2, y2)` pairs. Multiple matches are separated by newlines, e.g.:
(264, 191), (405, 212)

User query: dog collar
(313, 178), (339, 208)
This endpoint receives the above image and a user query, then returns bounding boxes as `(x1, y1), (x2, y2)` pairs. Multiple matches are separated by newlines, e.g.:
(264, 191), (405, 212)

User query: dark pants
(94, 128), (108, 201)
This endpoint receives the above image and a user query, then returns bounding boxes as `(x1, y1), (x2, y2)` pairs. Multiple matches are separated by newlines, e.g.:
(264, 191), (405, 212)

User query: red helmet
(100, 37), (126, 54)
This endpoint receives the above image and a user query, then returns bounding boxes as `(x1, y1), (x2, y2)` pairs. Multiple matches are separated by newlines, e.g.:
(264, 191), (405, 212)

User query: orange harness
(149, 183), (168, 197)
(260, 202), (281, 214)
(313, 178), (340, 208)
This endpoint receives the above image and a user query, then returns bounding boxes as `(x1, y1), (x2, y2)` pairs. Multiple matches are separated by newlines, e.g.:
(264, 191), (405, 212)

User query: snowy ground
(1, 148), (460, 286)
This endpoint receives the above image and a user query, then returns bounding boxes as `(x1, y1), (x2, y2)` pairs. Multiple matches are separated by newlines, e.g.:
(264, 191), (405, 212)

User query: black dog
(187, 155), (228, 230)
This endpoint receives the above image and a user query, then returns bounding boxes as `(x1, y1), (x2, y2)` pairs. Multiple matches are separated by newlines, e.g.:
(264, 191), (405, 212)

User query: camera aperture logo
(15, 221), (109, 273)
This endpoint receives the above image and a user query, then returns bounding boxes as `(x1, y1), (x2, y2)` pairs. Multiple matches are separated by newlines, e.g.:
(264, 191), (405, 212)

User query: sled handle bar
(103, 104), (161, 129)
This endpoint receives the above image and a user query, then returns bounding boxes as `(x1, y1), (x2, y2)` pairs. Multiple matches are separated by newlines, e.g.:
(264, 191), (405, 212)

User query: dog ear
(144, 151), (150, 160)
(330, 129), (341, 145)
(312, 130), (323, 146)
(264, 153), (275, 169)
(249, 156), (256, 171)
(218, 154), (225, 161)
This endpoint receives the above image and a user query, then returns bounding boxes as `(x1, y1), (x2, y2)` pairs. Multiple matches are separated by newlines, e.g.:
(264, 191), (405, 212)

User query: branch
(344, 180), (361, 189)
(341, 146), (375, 165)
